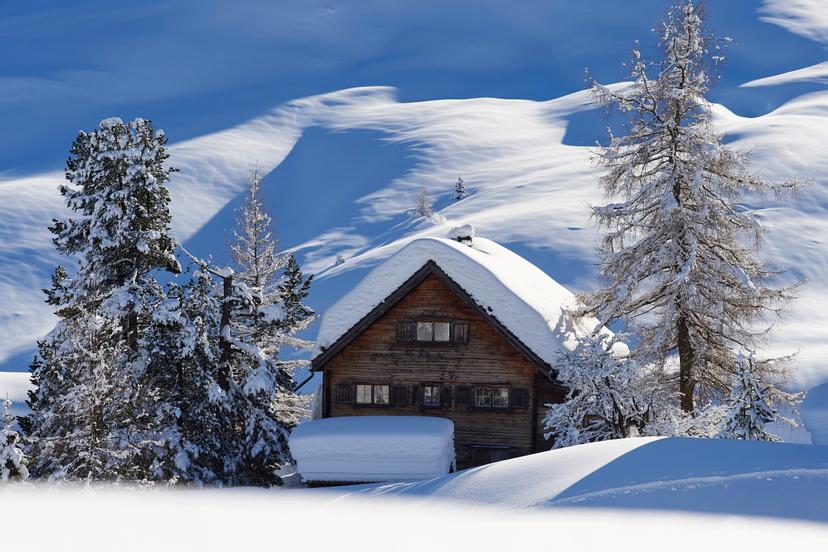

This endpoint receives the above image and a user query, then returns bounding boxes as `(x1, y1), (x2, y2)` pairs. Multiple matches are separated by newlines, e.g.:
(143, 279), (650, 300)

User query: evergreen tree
(718, 354), (789, 441)
(26, 117), (181, 481)
(207, 262), (298, 486)
(229, 170), (315, 437)
(1, 397), (28, 482)
(278, 254), (314, 336)
(414, 187), (433, 218)
(581, 2), (800, 412)
(137, 267), (228, 485)
(543, 336), (669, 447)
(453, 176), (466, 201)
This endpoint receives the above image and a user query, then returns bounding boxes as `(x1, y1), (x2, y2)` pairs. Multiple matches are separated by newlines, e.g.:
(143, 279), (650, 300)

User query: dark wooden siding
(323, 272), (563, 469)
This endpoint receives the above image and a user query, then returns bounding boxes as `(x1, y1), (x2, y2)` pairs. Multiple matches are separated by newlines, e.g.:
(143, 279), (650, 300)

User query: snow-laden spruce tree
(136, 266), (229, 485)
(718, 353), (793, 441)
(1, 397), (29, 482)
(26, 117), (182, 480)
(414, 187), (433, 218)
(454, 176), (466, 201)
(543, 336), (670, 447)
(229, 171), (315, 429)
(582, 1), (800, 412)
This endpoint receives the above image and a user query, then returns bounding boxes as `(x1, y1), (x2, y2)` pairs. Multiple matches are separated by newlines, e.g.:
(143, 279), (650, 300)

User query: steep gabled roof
(313, 235), (611, 374)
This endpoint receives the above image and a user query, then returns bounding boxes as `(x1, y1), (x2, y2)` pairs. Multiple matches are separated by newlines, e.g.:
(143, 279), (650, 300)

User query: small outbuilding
(289, 416), (455, 485)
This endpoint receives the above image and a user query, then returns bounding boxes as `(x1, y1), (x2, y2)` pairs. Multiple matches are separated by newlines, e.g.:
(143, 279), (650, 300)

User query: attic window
(397, 320), (470, 344)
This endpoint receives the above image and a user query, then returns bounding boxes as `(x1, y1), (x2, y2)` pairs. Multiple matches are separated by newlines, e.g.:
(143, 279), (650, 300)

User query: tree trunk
(218, 275), (233, 391)
(677, 313), (695, 412)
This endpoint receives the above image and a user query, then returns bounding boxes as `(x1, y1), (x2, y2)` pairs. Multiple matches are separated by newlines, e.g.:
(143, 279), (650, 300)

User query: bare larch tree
(582, 1), (801, 412)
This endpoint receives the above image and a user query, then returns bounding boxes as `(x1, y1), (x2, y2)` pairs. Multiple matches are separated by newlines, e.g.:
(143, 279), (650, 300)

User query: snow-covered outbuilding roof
(289, 416), (455, 483)
(313, 231), (609, 369)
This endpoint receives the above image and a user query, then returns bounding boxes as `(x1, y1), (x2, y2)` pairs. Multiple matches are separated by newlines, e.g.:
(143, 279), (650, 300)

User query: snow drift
(323, 436), (828, 523)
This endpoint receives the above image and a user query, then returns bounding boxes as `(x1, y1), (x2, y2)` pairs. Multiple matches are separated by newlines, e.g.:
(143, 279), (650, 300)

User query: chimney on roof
(448, 224), (475, 246)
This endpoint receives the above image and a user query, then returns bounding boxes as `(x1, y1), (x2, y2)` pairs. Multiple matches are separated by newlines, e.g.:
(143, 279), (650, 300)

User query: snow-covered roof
(289, 416), (455, 483)
(313, 232), (608, 367)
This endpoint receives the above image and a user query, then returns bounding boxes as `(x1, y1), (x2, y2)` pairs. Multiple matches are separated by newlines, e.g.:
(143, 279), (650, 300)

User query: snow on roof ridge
(313, 233), (605, 366)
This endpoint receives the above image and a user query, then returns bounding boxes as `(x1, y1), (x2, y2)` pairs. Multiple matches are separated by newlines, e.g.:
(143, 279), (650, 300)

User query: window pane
(474, 387), (492, 407)
(374, 385), (390, 405)
(356, 384), (372, 404)
(493, 387), (510, 408)
(423, 385), (441, 406)
(434, 322), (450, 342)
(416, 322), (433, 341)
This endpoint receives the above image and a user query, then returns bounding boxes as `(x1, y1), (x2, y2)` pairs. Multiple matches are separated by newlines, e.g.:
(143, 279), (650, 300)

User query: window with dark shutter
(396, 320), (416, 342)
(440, 386), (451, 408)
(510, 387), (529, 409)
(451, 321), (469, 343)
(390, 385), (410, 406)
(455, 385), (472, 406)
(336, 383), (355, 404)
(411, 384), (424, 406)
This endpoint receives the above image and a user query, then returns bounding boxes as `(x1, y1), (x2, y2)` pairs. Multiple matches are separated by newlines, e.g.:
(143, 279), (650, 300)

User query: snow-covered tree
(581, 2), (800, 412)
(1, 397), (28, 482)
(543, 336), (669, 448)
(228, 171), (315, 442)
(278, 254), (314, 335)
(453, 176), (466, 201)
(718, 353), (792, 441)
(414, 187), (433, 218)
(26, 117), (182, 481)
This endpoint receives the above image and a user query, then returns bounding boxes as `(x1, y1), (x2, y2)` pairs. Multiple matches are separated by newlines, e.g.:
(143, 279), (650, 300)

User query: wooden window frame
(422, 384), (442, 408)
(354, 383), (391, 407)
(473, 385), (511, 409)
(396, 318), (470, 346)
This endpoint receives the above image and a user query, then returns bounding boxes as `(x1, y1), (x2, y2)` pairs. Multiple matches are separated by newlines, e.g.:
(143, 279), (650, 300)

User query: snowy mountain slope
(4, 1), (828, 398)
(5, 486), (828, 552)
(318, 437), (828, 523)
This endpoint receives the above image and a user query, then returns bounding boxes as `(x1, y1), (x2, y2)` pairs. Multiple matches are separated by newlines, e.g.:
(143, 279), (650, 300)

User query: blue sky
(3, 0), (825, 174)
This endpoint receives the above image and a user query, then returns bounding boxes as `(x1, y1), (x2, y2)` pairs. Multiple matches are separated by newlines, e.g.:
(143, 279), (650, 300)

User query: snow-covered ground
(3, 485), (827, 551)
(318, 437), (828, 523)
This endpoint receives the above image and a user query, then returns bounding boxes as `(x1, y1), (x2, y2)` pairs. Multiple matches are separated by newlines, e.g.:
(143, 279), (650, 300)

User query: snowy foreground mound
(3, 486), (828, 551)
(321, 437), (828, 523)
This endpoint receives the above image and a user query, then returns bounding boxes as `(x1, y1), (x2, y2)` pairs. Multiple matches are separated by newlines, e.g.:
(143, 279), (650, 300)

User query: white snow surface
(314, 234), (604, 365)
(802, 383), (828, 445)
(4, 486), (827, 552)
(289, 416), (455, 482)
(320, 436), (828, 523)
